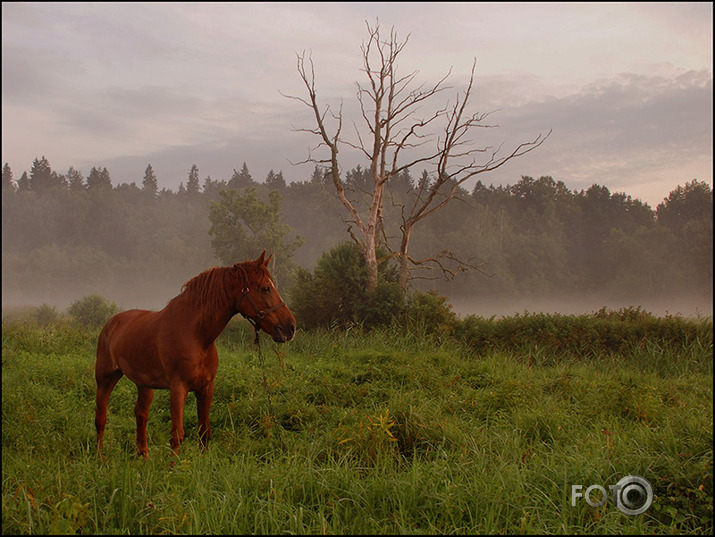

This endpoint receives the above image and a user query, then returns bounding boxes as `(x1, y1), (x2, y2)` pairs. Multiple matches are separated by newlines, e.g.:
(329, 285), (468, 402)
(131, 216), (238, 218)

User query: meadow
(2, 309), (712, 534)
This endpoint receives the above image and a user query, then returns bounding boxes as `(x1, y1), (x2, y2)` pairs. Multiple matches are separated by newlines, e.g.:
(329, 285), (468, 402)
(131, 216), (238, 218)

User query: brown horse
(95, 251), (295, 457)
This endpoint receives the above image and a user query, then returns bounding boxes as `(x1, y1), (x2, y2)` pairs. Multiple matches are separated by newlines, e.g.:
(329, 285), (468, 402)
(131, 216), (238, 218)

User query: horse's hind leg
(196, 382), (215, 450)
(134, 386), (154, 458)
(95, 369), (123, 453)
(169, 383), (189, 456)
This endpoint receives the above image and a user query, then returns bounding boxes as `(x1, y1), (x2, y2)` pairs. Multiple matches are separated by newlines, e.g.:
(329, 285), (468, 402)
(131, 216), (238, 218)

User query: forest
(1, 156), (712, 316)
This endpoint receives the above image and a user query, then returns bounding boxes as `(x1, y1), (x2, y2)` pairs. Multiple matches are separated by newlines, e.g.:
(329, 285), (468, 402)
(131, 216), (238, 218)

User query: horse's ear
(255, 250), (266, 266)
(263, 254), (272, 267)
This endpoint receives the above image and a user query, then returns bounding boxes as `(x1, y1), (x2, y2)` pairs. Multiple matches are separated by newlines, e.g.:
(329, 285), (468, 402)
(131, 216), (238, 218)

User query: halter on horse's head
(233, 252), (295, 343)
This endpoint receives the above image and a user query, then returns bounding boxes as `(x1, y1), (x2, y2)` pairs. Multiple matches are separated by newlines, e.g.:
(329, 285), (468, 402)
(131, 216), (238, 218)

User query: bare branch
(414, 129), (552, 226)
(284, 51), (371, 240)
(407, 250), (494, 281)
(286, 24), (550, 291)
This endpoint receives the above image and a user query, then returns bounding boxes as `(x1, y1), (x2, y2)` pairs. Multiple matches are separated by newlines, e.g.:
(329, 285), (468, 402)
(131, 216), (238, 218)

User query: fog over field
(449, 294), (713, 319)
(3, 279), (711, 321)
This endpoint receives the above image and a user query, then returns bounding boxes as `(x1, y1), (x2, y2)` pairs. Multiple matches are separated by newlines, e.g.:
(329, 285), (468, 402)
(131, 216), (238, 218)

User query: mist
(1, 275), (195, 314)
(448, 293), (713, 320)
(2, 162), (712, 322)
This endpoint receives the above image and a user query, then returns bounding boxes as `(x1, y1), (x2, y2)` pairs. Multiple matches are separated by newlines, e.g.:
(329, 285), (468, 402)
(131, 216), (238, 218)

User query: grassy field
(2, 311), (712, 534)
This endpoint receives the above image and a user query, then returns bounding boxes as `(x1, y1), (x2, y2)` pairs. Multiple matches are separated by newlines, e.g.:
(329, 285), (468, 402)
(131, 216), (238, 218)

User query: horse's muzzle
(272, 321), (296, 343)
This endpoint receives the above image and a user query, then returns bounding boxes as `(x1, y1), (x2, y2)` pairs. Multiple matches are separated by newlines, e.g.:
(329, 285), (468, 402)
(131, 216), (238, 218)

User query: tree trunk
(364, 176), (385, 291)
(365, 237), (379, 291)
(398, 225), (412, 291)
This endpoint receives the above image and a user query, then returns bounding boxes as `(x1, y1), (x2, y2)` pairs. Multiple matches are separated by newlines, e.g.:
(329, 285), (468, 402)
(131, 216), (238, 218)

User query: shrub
(361, 279), (405, 329)
(33, 303), (62, 327)
(404, 290), (459, 336)
(290, 242), (404, 329)
(66, 294), (118, 329)
(454, 307), (713, 359)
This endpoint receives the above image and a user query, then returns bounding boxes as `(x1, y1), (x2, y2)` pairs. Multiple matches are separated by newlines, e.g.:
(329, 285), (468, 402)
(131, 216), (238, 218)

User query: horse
(94, 251), (296, 458)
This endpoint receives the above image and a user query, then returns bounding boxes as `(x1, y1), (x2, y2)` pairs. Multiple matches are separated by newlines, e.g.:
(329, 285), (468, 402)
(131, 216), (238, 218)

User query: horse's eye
(261, 286), (271, 294)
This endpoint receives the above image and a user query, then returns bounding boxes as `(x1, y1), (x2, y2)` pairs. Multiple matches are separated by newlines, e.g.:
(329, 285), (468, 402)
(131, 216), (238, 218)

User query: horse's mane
(176, 261), (266, 321)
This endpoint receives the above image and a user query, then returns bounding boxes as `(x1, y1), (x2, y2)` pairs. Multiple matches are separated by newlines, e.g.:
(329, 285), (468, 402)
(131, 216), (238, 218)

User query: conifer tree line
(1, 156), (712, 309)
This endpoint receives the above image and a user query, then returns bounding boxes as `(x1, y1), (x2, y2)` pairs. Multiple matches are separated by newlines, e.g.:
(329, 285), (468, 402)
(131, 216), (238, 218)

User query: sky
(2, 2), (712, 207)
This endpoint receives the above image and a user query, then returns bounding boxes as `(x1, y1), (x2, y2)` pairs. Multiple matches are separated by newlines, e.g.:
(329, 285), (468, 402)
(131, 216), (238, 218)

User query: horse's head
(234, 251), (296, 343)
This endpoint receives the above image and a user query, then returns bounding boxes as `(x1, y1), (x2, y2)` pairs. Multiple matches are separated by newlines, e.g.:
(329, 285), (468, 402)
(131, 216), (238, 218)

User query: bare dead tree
(283, 21), (550, 291)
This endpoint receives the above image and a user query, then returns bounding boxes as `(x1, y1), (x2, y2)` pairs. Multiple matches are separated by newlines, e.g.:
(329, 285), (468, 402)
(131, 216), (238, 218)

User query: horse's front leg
(134, 386), (154, 458)
(196, 382), (215, 450)
(169, 382), (189, 456)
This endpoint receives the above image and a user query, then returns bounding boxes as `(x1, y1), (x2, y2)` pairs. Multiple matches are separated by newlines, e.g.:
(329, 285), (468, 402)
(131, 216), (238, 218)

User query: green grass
(2, 314), (712, 534)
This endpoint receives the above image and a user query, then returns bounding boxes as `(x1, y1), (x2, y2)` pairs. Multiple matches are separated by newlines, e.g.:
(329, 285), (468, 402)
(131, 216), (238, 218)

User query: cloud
(473, 67), (713, 204)
(18, 63), (709, 210)
(2, 3), (711, 208)
(1, 43), (83, 103)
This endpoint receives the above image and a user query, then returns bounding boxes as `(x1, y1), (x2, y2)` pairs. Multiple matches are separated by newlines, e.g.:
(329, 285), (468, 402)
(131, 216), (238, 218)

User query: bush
(454, 306), (713, 359)
(404, 290), (459, 336)
(290, 242), (404, 329)
(33, 303), (62, 327)
(362, 279), (405, 329)
(66, 294), (118, 329)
